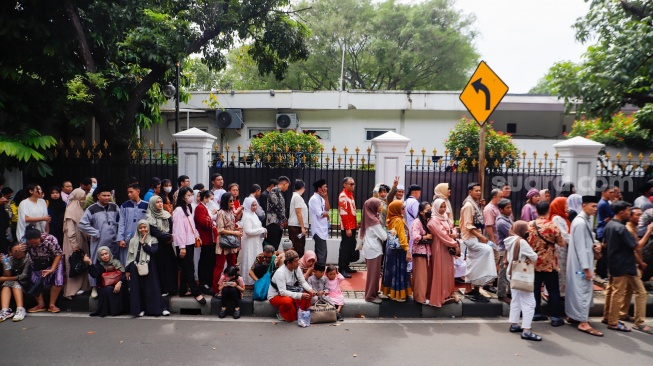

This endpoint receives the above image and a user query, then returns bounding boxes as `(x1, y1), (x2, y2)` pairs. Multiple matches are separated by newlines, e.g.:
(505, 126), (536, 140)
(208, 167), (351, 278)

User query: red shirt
(338, 189), (357, 230)
(194, 203), (215, 245)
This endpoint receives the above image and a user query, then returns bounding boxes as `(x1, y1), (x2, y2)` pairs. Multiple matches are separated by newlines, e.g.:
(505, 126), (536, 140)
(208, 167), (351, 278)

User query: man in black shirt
(603, 201), (646, 333)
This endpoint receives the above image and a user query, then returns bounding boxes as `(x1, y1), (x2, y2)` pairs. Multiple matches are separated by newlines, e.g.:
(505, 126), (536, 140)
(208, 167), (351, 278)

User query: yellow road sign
(459, 61), (509, 125)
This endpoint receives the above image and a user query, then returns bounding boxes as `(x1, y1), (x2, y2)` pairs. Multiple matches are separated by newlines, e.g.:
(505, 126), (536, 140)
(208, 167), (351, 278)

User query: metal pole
(175, 61), (180, 133)
(339, 40), (346, 91)
(478, 122), (487, 199)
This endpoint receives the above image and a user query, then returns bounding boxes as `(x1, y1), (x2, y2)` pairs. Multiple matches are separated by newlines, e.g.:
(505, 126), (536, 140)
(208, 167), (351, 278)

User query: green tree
(2, 1), (310, 198)
(444, 118), (519, 172)
(545, 0), (653, 132)
(248, 130), (323, 167)
(222, 0), (479, 91)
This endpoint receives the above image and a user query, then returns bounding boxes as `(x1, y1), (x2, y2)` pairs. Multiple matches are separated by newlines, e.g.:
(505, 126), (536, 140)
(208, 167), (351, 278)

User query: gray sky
(452, 0), (591, 93)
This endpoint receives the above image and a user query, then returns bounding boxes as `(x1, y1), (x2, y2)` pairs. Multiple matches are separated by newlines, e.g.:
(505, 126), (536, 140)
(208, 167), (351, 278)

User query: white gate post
(371, 131), (411, 187)
(553, 136), (604, 196)
(173, 128), (217, 186)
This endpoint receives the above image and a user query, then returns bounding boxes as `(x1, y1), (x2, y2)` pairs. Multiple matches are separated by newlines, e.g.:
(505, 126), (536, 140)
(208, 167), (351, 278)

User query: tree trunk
(109, 134), (131, 204)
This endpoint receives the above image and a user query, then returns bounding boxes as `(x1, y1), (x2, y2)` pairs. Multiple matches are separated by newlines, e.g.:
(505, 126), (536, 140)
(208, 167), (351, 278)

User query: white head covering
(396, 184), (405, 190)
(432, 198), (448, 221)
(567, 193), (582, 213)
(242, 196), (257, 214)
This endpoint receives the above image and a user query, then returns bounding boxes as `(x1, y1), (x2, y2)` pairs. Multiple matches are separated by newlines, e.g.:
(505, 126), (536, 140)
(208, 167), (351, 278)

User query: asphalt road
(3, 314), (653, 366)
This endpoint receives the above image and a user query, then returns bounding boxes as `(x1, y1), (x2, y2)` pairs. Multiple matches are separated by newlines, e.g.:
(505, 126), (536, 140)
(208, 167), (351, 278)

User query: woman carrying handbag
(504, 220), (542, 341)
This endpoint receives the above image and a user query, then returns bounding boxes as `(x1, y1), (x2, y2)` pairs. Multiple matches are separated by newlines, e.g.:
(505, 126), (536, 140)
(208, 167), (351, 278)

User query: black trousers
(221, 286), (241, 314)
(313, 234), (328, 264)
(198, 244), (216, 289)
(338, 229), (359, 270)
(266, 223), (283, 250)
(534, 270), (562, 318)
(177, 246), (200, 297)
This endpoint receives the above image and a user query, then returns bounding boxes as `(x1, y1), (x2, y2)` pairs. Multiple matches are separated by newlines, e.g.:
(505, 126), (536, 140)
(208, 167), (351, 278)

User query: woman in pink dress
(427, 198), (460, 306)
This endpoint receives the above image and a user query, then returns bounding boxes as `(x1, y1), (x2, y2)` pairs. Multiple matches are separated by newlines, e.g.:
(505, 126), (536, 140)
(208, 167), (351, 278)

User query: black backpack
(68, 249), (88, 278)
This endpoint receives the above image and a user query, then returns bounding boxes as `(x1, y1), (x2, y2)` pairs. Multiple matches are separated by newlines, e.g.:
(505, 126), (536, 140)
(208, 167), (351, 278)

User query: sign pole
(478, 122), (486, 199)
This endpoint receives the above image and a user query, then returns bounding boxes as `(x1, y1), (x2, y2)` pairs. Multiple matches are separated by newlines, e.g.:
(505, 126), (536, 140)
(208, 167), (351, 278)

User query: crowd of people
(1, 173), (653, 341)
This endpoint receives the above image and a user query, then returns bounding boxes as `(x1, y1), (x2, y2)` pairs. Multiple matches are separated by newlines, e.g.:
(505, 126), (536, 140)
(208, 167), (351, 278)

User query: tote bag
(253, 255), (275, 301)
(510, 239), (534, 292)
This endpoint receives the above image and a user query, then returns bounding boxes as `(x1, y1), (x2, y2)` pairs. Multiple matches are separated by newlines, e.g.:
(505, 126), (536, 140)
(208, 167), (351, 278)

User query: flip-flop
(607, 323), (631, 332)
(578, 327), (604, 337)
(632, 325), (653, 335)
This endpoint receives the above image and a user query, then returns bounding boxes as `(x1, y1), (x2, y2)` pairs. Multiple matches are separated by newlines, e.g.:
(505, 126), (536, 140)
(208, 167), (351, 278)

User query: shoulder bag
(186, 215), (202, 248)
(101, 265), (122, 287)
(136, 244), (149, 276)
(219, 234), (240, 249)
(32, 256), (54, 271)
(271, 269), (303, 293)
(310, 299), (337, 324)
(253, 255), (276, 301)
(509, 238), (534, 292)
(68, 249), (88, 278)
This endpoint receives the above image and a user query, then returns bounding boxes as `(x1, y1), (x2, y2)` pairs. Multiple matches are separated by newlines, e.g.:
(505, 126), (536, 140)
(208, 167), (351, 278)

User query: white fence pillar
(371, 131), (411, 187)
(553, 136), (604, 196)
(173, 128), (217, 187)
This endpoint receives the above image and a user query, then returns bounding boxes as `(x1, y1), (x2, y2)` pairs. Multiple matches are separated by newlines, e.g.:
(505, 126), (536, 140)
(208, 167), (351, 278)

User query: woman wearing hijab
(146, 195), (177, 297)
(521, 189), (540, 221)
(567, 193), (582, 222)
(433, 183), (454, 221)
(63, 188), (90, 299)
(299, 250), (317, 280)
(84, 246), (126, 317)
(504, 221), (541, 341)
(46, 186), (66, 247)
(428, 198), (461, 306)
(539, 189), (551, 203)
(360, 197), (390, 303)
(382, 200), (412, 301)
(241, 196), (267, 287)
(549, 197), (571, 296)
(411, 201), (433, 304)
(126, 220), (165, 317)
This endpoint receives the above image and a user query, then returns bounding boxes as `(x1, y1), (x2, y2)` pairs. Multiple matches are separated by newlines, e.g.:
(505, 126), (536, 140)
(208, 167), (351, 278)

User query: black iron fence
(23, 139), (178, 193)
(597, 151), (653, 203)
(405, 147), (562, 222)
(209, 144), (376, 238)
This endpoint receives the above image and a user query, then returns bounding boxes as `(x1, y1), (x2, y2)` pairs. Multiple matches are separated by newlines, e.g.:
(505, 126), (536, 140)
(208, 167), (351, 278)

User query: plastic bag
(297, 308), (311, 328)
(453, 256), (467, 278)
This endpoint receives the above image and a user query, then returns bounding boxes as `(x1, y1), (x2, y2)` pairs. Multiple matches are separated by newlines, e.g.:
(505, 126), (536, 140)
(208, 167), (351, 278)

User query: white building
(147, 90), (595, 156)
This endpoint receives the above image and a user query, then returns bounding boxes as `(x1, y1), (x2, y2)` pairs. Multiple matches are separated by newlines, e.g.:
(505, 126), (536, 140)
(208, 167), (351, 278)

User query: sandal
(607, 323), (631, 332)
(632, 325), (653, 335)
(578, 327), (604, 337)
(48, 305), (61, 313)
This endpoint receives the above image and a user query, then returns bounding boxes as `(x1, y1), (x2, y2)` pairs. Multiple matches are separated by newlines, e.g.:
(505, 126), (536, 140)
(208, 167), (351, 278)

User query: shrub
(444, 117), (519, 172)
(567, 112), (650, 149)
(249, 130), (323, 167)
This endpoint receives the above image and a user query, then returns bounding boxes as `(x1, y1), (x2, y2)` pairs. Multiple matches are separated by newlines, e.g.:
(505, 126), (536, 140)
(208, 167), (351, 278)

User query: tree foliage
(444, 118), (519, 171)
(545, 0), (653, 132)
(2, 0), (310, 197)
(248, 131), (323, 168)
(221, 0), (479, 91)
(567, 112), (650, 149)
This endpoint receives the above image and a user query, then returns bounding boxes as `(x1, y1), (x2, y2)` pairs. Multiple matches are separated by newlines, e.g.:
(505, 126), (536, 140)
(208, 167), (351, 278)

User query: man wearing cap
(338, 177), (359, 278)
(78, 185), (120, 297)
(309, 179), (330, 264)
(394, 184), (405, 201)
(566, 195), (602, 336)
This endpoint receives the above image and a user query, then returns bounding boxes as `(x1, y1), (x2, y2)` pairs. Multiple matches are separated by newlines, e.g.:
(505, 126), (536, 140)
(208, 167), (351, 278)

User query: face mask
(91, 184), (97, 190)
(164, 187), (172, 193)
(185, 196), (193, 204)
(425, 211), (432, 219)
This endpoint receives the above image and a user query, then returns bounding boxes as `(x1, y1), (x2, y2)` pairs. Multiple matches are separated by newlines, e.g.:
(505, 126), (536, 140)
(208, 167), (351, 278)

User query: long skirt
(128, 262), (164, 316)
(90, 286), (125, 317)
(155, 242), (178, 296)
(381, 248), (412, 300)
(412, 255), (431, 304)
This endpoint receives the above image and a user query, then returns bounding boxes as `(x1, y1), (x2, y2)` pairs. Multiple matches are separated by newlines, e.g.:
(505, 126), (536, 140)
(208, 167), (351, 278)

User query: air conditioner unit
(276, 113), (298, 129)
(216, 109), (243, 129)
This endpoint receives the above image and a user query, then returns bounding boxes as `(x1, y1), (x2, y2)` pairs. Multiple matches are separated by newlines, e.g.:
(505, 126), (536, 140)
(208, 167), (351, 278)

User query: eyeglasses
(347, 183), (356, 186)
(229, 199), (234, 202)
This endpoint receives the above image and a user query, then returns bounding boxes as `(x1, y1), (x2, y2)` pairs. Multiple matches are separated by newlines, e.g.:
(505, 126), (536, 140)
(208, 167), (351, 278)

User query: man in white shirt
(308, 179), (330, 264)
(211, 173), (226, 205)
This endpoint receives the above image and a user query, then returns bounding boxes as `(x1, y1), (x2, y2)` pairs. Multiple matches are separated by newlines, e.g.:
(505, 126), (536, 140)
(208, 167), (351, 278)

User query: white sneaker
(424, 299), (430, 305)
(91, 287), (98, 299)
(138, 311), (145, 317)
(276, 312), (285, 321)
(161, 293), (169, 297)
(76, 290), (85, 295)
(162, 310), (170, 316)
(12, 307), (26, 322)
(0, 308), (14, 322)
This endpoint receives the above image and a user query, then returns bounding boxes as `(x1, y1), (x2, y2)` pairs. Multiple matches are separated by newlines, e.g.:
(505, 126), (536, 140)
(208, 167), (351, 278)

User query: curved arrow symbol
(471, 78), (491, 110)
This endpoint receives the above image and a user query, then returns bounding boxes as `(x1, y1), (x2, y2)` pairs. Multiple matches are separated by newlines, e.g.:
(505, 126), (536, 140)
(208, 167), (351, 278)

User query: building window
(248, 127), (275, 140)
(506, 123), (517, 134)
(302, 128), (330, 141)
(365, 129), (395, 141)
